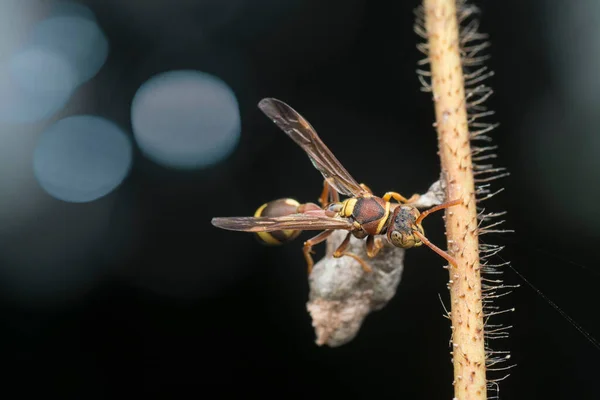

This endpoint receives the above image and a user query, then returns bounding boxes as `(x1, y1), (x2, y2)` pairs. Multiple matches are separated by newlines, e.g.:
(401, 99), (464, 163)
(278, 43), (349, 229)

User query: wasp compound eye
(389, 230), (418, 248)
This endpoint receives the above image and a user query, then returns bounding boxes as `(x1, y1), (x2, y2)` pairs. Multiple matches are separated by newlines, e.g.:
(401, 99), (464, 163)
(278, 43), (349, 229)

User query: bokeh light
(33, 115), (133, 203)
(28, 11), (109, 85)
(0, 2), (108, 124)
(49, 1), (97, 21)
(0, 0), (43, 57)
(131, 70), (241, 169)
(9, 47), (76, 94)
(0, 48), (77, 123)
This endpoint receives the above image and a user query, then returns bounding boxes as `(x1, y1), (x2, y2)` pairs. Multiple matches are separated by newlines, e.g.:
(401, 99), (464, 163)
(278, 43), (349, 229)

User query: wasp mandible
(212, 98), (461, 273)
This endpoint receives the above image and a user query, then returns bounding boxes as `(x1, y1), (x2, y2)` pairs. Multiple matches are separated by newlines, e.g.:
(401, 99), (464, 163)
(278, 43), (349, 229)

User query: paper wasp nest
(307, 181), (446, 347)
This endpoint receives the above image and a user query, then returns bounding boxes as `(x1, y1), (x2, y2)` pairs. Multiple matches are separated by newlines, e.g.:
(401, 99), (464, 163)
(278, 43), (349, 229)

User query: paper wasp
(212, 98), (461, 273)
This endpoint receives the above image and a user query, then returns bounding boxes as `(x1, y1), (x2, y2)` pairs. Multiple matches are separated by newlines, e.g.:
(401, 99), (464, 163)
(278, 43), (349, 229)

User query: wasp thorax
(253, 198), (302, 245)
(387, 205), (424, 249)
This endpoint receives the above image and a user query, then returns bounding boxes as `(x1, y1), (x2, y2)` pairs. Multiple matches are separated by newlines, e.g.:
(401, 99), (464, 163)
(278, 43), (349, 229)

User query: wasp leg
(413, 230), (458, 268)
(360, 183), (373, 194)
(382, 191), (420, 204)
(303, 230), (334, 274)
(333, 232), (373, 273)
(318, 181), (330, 207)
(366, 235), (384, 258)
(330, 185), (340, 203)
(318, 181), (340, 207)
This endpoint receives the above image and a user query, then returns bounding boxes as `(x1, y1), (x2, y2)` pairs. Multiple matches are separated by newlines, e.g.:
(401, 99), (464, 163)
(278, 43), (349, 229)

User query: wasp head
(386, 205), (424, 249)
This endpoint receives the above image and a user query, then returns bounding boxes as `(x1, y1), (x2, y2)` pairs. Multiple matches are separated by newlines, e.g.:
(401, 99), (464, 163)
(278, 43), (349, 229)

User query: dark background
(2, 0), (600, 398)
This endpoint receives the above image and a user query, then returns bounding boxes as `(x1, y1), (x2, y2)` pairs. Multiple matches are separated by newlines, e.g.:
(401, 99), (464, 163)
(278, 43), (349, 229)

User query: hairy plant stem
(423, 0), (487, 399)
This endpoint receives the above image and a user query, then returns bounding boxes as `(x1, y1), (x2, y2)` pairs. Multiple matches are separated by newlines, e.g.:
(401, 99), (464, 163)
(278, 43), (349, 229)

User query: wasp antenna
(413, 230), (458, 268)
(415, 198), (462, 225)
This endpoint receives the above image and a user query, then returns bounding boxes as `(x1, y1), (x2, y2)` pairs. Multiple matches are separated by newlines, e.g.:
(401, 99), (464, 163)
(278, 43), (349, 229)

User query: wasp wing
(258, 98), (369, 198)
(211, 213), (353, 232)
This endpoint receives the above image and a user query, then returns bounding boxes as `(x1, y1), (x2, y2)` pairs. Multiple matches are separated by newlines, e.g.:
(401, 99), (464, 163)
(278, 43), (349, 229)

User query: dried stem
(423, 1), (487, 399)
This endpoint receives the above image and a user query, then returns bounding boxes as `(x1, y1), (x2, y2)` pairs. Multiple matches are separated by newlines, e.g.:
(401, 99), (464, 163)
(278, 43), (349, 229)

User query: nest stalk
(422, 1), (487, 398)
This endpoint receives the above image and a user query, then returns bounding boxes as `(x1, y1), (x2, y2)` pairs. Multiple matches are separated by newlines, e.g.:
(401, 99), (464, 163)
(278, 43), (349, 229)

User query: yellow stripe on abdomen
(256, 231), (282, 245)
(254, 202), (268, 217)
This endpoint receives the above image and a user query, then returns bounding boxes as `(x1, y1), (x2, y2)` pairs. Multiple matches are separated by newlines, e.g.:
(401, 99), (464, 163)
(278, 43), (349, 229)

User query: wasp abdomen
(254, 198), (302, 245)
